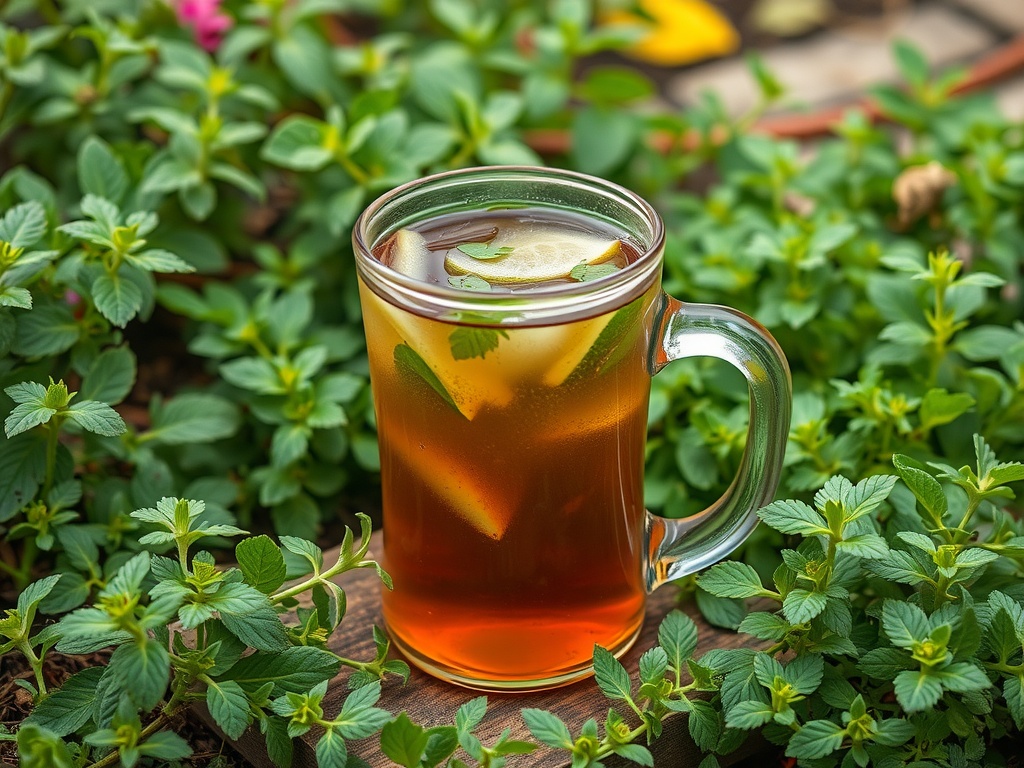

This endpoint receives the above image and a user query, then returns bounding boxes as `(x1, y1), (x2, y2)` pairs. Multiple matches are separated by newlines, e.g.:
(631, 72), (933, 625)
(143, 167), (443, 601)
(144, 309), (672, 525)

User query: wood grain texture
(209, 532), (768, 768)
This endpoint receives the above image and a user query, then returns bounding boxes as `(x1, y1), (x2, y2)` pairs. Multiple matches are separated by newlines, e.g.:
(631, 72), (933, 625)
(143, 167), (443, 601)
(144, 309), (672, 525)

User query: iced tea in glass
(353, 167), (791, 690)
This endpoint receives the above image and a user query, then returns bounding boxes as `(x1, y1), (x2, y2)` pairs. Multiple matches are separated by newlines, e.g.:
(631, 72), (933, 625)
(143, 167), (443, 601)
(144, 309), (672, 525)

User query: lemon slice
(445, 225), (621, 284)
(380, 229), (430, 281)
(387, 432), (513, 540)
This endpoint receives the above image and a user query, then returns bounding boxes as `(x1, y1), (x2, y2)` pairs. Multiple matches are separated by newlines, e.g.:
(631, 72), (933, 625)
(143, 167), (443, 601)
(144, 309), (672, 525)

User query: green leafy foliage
(684, 439), (1021, 765)
(11, 507), (398, 767)
(1, 4), (1023, 766)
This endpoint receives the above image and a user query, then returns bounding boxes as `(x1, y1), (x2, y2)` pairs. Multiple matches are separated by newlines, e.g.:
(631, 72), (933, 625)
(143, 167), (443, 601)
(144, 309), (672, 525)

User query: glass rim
(352, 165), (666, 325)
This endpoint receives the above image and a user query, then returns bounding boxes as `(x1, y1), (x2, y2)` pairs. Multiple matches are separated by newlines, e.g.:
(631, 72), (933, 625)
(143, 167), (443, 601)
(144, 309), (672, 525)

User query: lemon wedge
(387, 431), (513, 540)
(368, 293), (514, 420)
(542, 298), (644, 387)
(445, 225), (621, 284)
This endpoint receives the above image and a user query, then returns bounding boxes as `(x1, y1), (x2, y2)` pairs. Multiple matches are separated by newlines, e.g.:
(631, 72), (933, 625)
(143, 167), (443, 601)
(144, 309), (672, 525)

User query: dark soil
(0, 644), (108, 726)
(1, 648), (103, 764)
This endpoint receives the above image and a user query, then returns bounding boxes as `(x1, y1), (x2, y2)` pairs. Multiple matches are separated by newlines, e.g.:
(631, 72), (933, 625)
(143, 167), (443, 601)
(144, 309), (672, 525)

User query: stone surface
(995, 75), (1024, 120)
(951, 0), (1024, 33)
(668, 5), (996, 116)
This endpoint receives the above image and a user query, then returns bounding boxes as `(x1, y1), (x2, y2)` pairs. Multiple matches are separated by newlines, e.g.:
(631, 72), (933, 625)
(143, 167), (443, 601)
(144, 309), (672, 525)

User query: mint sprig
(671, 436), (1021, 764)
(449, 326), (508, 360)
(447, 274), (492, 292)
(569, 261), (620, 281)
(455, 242), (514, 260)
(394, 343), (464, 417)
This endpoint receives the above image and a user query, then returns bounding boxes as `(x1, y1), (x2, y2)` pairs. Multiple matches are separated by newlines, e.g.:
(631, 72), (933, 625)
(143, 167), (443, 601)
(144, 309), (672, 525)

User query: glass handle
(644, 294), (792, 591)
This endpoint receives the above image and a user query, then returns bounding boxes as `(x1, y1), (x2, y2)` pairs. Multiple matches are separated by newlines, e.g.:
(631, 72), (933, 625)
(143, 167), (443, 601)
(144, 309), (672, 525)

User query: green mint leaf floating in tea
(455, 242), (514, 260)
(445, 224), (620, 283)
(448, 327), (509, 360)
(569, 261), (621, 282)
(447, 274), (491, 292)
(393, 343), (464, 417)
(374, 301), (514, 420)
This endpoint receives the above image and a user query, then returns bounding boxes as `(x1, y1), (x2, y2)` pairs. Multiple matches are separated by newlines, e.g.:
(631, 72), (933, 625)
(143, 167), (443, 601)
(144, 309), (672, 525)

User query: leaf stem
(270, 558), (370, 604)
(86, 711), (174, 768)
(18, 640), (47, 698)
(247, 332), (275, 361)
(932, 573), (951, 610)
(594, 722), (648, 761)
(925, 262), (956, 386)
(177, 537), (191, 575)
(984, 660), (1024, 675)
(448, 138), (477, 169)
(95, 47), (114, 99)
(42, 418), (61, 499)
(955, 495), (982, 541)
(0, 557), (19, 580)
(766, 640), (788, 656)
(0, 80), (13, 130)
(336, 655), (371, 670)
(624, 695), (645, 721)
(16, 539), (38, 591)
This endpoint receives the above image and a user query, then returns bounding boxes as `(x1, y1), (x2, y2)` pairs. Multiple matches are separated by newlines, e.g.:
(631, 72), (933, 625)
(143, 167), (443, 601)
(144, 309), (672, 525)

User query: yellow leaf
(603, 0), (740, 67)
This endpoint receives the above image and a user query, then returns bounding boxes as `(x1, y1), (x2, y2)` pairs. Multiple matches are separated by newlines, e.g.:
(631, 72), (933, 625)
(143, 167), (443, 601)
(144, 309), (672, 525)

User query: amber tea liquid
(360, 207), (658, 688)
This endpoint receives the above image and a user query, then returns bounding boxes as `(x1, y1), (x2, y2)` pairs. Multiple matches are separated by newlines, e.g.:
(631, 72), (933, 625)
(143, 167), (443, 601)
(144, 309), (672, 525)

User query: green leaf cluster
(11, 506), (400, 768)
(1, 4), (1023, 767)
(680, 437), (1024, 765)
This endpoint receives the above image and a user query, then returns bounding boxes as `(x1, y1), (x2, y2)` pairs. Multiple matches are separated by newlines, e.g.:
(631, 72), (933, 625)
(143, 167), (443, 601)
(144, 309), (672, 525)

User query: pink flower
(174, 0), (233, 52)
(64, 290), (81, 307)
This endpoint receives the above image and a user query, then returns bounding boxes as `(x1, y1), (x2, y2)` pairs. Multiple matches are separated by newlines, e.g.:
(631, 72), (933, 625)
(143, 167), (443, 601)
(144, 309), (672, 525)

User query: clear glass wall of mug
(353, 167), (791, 691)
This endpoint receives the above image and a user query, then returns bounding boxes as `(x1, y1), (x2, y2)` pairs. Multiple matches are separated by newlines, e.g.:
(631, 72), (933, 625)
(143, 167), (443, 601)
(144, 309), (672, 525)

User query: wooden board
(212, 532), (768, 767)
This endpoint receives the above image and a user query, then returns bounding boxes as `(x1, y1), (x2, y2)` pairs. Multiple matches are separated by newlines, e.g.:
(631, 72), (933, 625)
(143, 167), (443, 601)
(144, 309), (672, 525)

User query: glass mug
(353, 166), (791, 690)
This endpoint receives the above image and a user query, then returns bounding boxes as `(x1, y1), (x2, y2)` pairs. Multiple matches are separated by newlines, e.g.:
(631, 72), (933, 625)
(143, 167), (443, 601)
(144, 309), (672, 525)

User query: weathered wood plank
(214, 531), (767, 767)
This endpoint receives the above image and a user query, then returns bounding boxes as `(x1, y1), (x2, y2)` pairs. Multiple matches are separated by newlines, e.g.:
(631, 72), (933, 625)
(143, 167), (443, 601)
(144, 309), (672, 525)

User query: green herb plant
(10, 505), (408, 768)
(2, 0), (1024, 765)
(687, 437), (1024, 765)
